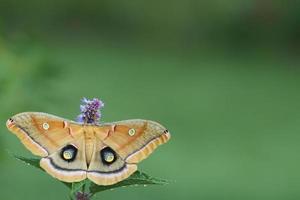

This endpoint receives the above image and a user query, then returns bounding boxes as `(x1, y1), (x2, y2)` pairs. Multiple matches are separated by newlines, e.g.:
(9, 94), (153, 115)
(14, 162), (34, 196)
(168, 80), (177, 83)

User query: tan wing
(87, 137), (137, 185)
(98, 119), (171, 164)
(6, 112), (83, 157)
(6, 112), (87, 183)
(40, 135), (87, 182)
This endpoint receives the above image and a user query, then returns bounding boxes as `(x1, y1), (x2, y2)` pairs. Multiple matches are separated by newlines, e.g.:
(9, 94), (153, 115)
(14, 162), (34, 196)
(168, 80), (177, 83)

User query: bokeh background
(1, 1), (300, 200)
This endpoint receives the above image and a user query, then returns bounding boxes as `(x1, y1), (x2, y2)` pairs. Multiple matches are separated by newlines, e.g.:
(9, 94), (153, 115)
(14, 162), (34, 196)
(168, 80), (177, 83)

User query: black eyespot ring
(100, 147), (117, 165)
(60, 145), (78, 162)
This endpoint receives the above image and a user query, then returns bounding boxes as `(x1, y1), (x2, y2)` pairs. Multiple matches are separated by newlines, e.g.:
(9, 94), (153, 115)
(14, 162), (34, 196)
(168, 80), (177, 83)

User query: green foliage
(2, 38), (300, 200)
(1, 1), (300, 50)
(14, 156), (169, 200)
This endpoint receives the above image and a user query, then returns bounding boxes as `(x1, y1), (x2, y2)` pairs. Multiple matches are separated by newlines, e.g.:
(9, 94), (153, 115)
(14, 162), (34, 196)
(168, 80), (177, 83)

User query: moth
(6, 112), (170, 185)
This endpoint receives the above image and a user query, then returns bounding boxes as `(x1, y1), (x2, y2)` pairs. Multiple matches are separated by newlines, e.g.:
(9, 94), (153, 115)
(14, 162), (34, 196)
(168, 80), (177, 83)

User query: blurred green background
(1, 1), (300, 200)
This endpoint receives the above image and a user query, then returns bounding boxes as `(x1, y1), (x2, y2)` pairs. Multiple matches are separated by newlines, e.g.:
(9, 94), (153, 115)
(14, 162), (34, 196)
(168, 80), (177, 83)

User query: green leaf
(14, 155), (170, 199)
(90, 170), (169, 196)
(14, 156), (41, 170)
(70, 181), (87, 199)
(14, 155), (72, 189)
(72, 181), (86, 193)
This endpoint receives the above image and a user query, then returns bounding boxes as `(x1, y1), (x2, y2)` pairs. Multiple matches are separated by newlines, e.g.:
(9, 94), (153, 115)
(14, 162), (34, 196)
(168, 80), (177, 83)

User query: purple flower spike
(77, 97), (104, 124)
(75, 192), (90, 200)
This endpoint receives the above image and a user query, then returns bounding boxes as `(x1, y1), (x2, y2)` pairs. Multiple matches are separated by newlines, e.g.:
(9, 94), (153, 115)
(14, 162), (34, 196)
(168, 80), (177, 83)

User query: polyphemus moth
(6, 112), (170, 185)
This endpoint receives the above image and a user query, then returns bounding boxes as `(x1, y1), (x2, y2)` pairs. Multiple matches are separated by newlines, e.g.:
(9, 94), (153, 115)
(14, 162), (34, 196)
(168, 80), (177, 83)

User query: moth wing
(40, 136), (87, 183)
(7, 112), (87, 182)
(87, 137), (137, 185)
(98, 119), (171, 164)
(6, 112), (83, 157)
